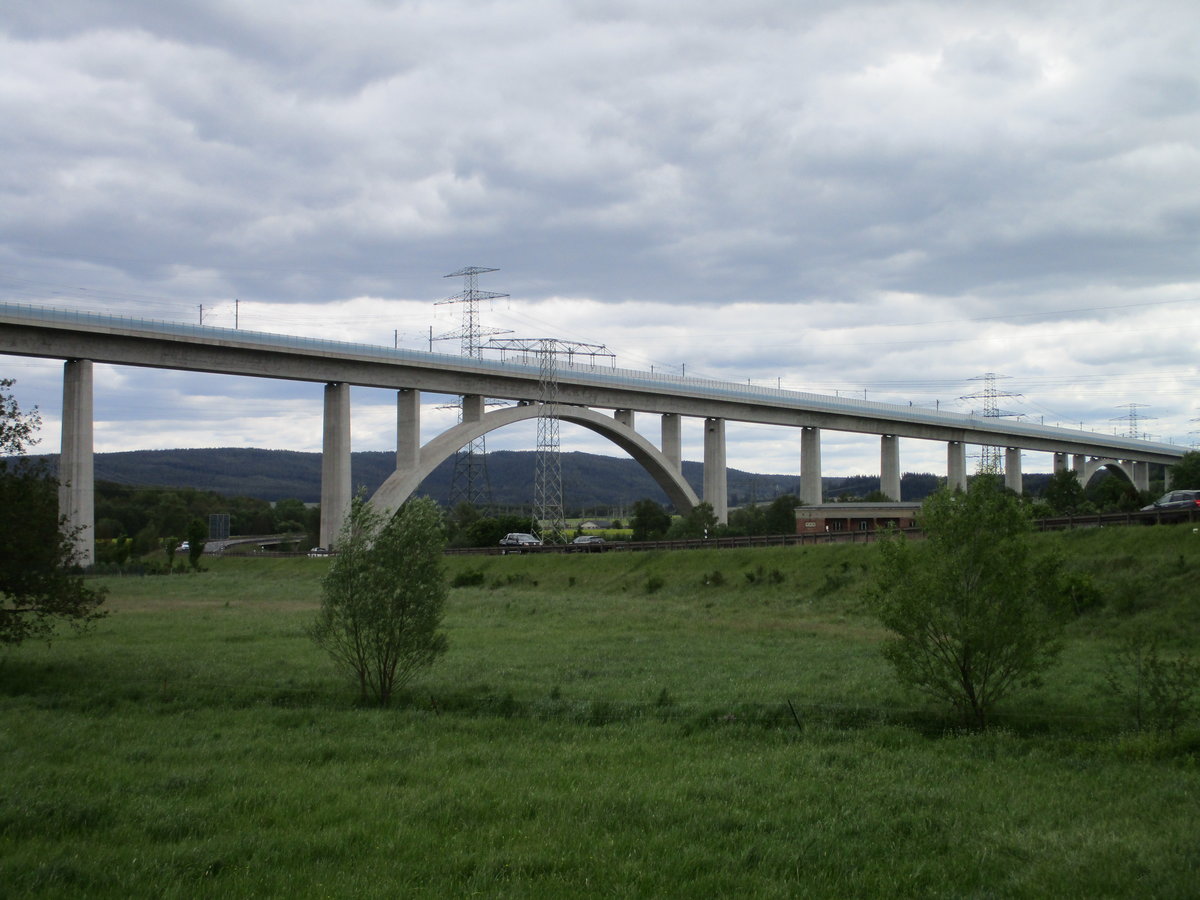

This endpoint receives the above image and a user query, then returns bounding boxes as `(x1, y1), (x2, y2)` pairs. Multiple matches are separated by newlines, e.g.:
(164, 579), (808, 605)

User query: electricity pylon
(431, 267), (510, 508)
(484, 337), (614, 542)
(960, 373), (1022, 474)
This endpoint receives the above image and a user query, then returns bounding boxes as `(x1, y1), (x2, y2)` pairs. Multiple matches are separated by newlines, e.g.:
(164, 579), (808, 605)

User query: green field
(3, 526), (1200, 897)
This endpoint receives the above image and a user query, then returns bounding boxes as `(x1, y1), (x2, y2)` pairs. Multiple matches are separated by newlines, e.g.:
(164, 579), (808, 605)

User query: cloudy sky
(2, 0), (1198, 482)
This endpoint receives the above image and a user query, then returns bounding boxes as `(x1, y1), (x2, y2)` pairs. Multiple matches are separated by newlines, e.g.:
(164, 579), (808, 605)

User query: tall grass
(2, 526), (1199, 896)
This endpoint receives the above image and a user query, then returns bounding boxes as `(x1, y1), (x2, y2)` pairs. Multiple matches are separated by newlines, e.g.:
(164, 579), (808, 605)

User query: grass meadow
(3, 526), (1200, 897)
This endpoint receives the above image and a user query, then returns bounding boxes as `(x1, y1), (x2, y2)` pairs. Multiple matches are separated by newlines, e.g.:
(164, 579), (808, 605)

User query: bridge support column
(1005, 448), (1023, 494)
(1165, 464), (1172, 490)
(1054, 452), (1068, 473)
(880, 435), (900, 501)
(60, 359), (94, 566)
(614, 408), (634, 429)
(947, 441), (967, 492)
(703, 417), (728, 524)
(1131, 461), (1150, 492)
(396, 389), (420, 472)
(462, 394), (484, 423)
(801, 426), (822, 505)
(320, 382), (352, 549)
(661, 413), (681, 473)
(1072, 454), (1086, 472)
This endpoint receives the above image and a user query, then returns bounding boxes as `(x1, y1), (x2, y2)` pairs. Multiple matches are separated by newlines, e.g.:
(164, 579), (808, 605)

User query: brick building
(795, 502), (920, 535)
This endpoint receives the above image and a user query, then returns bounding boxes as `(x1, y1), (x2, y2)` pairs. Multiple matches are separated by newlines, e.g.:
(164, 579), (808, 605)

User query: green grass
(3, 527), (1200, 897)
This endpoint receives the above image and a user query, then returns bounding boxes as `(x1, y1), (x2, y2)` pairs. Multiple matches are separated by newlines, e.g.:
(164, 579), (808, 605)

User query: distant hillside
(33, 447), (979, 508)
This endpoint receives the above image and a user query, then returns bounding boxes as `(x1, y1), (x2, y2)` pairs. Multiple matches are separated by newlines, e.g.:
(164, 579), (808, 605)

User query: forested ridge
(33, 447), (970, 507)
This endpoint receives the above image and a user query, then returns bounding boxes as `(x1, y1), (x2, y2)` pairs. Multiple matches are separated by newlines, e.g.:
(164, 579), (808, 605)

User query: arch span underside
(1079, 459), (1135, 488)
(369, 404), (700, 518)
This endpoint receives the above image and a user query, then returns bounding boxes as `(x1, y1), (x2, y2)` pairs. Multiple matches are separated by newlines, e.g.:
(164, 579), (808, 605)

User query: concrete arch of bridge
(369, 404), (700, 518)
(1079, 458), (1134, 487)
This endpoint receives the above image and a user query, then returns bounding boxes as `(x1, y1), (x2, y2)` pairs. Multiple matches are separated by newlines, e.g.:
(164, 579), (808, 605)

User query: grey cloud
(4, 1), (1200, 460)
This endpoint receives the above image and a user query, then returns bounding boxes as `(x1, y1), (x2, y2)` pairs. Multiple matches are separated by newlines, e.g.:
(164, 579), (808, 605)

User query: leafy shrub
(744, 565), (785, 585)
(451, 569), (486, 588)
(1062, 571), (1104, 614)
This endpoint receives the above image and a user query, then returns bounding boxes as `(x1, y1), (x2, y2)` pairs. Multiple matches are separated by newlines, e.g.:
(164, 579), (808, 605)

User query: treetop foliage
(310, 495), (449, 704)
(1, 379), (106, 647)
(1167, 451), (1200, 491)
(0, 377), (41, 457)
(872, 476), (1067, 728)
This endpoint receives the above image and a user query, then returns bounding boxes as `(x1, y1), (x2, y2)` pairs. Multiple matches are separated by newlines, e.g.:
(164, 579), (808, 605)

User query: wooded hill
(32, 447), (995, 509)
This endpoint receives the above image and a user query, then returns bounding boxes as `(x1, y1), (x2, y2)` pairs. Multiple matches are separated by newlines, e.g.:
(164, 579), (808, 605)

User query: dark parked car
(1141, 490), (1200, 511)
(499, 533), (542, 553)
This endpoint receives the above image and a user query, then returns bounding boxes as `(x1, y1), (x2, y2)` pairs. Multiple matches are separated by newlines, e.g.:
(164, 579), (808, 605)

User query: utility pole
(431, 267), (512, 508)
(960, 373), (1022, 474)
(485, 337), (615, 543)
(1111, 403), (1153, 440)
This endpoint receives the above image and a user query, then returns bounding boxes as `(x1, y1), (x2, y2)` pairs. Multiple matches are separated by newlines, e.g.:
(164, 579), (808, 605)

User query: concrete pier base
(661, 413), (681, 474)
(1005, 447), (1023, 494)
(462, 394), (483, 423)
(947, 441), (967, 492)
(703, 417), (728, 524)
(801, 426), (822, 505)
(59, 359), (94, 565)
(396, 389), (420, 472)
(320, 382), (352, 548)
(880, 435), (900, 501)
(1131, 460), (1150, 492)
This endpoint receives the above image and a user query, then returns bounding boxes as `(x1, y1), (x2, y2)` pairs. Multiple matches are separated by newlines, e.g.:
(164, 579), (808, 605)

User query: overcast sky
(2, 0), (1199, 483)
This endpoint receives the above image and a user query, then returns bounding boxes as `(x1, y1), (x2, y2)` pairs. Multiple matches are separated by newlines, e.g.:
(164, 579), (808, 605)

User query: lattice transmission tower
(960, 373), (1022, 474)
(432, 267), (510, 508)
(485, 337), (614, 543)
(1111, 403), (1154, 440)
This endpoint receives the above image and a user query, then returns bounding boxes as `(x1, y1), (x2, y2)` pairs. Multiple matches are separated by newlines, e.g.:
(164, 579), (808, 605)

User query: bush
(310, 496), (449, 705)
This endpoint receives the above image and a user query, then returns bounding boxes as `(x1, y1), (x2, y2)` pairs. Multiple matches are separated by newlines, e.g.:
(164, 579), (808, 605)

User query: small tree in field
(1, 379), (106, 647)
(186, 518), (207, 570)
(871, 476), (1066, 728)
(310, 495), (448, 705)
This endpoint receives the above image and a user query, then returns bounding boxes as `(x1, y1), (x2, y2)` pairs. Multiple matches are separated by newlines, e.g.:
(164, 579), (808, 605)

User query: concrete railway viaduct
(0, 303), (1188, 563)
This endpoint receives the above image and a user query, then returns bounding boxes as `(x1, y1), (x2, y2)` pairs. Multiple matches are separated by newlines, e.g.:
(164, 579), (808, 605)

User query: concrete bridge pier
(1054, 452), (1068, 473)
(614, 408), (634, 429)
(703, 417), (728, 524)
(801, 426), (822, 505)
(462, 394), (484, 423)
(320, 382), (352, 548)
(1005, 447), (1023, 494)
(661, 413), (681, 473)
(1131, 460), (1150, 492)
(1072, 453), (1087, 472)
(396, 389), (420, 471)
(60, 359), (94, 565)
(880, 435), (900, 501)
(947, 441), (967, 491)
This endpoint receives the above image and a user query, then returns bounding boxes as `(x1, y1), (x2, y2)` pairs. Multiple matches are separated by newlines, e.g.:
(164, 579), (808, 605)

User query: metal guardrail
(1036, 507), (1200, 530)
